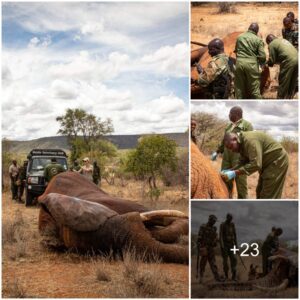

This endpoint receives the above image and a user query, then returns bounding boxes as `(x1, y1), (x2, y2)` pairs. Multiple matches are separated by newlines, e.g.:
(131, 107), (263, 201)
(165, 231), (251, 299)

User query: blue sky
(2, 2), (189, 140)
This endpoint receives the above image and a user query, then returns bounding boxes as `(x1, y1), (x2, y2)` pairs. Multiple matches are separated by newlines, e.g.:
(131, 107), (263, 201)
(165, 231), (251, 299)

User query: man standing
(197, 38), (233, 99)
(234, 23), (266, 99)
(219, 213), (238, 281)
(211, 106), (253, 198)
(197, 215), (221, 283)
(221, 131), (289, 199)
(9, 159), (19, 200)
(92, 161), (101, 186)
(266, 34), (298, 99)
(44, 158), (65, 184)
(71, 159), (81, 172)
(18, 160), (28, 203)
(261, 227), (283, 275)
(282, 17), (298, 49)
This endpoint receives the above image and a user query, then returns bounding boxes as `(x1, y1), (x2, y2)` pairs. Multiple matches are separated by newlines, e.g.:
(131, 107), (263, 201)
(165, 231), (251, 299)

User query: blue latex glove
(211, 152), (218, 161)
(220, 170), (236, 181)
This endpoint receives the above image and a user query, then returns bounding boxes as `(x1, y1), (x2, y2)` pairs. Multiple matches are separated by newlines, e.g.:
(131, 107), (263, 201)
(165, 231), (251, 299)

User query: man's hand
(220, 170), (236, 181)
(211, 152), (218, 161)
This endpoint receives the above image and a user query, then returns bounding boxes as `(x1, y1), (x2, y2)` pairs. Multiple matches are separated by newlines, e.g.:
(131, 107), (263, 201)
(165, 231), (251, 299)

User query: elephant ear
(40, 193), (118, 232)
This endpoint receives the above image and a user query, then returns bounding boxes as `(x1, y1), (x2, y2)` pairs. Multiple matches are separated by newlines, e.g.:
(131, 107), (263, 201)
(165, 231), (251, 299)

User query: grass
(110, 249), (168, 298)
(3, 279), (27, 298)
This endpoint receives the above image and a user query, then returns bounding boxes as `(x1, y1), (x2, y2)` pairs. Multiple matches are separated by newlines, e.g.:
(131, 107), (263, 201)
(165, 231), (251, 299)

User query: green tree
(56, 108), (114, 159)
(125, 135), (178, 200)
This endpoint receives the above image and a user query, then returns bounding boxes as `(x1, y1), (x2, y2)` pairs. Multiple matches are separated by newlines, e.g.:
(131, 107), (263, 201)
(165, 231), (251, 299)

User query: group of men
(8, 157), (101, 203)
(196, 12), (298, 99)
(196, 214), (283, 282)
(192, 105), (289, 199)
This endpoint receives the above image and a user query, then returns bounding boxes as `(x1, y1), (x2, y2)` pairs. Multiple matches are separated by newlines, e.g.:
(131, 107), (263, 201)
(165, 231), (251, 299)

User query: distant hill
(8, 133), (188, 154)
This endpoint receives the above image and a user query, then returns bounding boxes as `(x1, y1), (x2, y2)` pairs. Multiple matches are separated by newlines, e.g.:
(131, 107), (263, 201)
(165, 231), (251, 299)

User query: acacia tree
(125, 135), (178, 200)
(56, 108), (114, 160)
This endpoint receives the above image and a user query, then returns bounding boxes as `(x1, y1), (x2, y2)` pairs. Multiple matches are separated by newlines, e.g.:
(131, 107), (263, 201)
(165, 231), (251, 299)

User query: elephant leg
(148, 218), (188, 243)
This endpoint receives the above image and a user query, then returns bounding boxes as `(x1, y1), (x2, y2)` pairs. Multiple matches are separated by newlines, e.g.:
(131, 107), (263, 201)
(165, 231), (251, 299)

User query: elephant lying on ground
(38, 172), (188, 264)
(191, 32), (271, 99)
(207, 249), (298, 292)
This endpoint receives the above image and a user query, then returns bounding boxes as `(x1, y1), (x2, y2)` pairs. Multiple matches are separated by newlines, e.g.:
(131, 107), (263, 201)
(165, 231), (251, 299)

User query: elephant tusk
(268, 254), (289, 261)
(140, 210), (188, 221)
(254, 278), (289, 292)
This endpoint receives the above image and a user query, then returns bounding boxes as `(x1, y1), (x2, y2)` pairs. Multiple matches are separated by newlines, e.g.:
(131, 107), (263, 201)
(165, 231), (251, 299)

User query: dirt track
(2, 190), (188, 298)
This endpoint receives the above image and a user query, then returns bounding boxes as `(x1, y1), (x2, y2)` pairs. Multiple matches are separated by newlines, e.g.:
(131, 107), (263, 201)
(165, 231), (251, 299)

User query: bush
(281, 136), (298, 153)
(217, 3), (236, 14)
(161, 150), (188, 187)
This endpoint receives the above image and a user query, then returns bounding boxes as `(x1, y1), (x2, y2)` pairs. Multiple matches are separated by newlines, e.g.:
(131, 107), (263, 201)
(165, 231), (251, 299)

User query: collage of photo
(1, 1), (299, 299)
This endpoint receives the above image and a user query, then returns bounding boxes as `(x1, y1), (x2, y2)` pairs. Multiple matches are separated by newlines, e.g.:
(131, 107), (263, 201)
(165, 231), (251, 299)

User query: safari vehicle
(25, 149), (68, 206)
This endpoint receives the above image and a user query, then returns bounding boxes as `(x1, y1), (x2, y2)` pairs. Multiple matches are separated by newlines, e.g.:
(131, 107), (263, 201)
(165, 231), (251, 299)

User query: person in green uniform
(266, 34), (298, 99)
(197, 215), (221, 283)
(219, 213), (238, 281)
(282, 17), (298, 49)
(18, 160), (28, 203)
(71, 159), (81, 172)
(261, 227), (283, 275)
(44, 158), (65, 184)
(234, 23), (266, 99)
(211, 106), (253, 199)
(197, 38), (233, 99)
(92, 161), (101, 185)
(221, 131), (289, 199)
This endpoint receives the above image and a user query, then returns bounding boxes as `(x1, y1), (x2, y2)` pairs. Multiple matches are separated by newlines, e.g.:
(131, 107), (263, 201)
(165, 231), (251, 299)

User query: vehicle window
(29, 157), (68, 171)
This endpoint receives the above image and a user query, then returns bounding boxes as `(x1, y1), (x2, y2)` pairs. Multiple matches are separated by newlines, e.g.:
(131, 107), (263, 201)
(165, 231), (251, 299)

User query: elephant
(38, 172), (189, 264)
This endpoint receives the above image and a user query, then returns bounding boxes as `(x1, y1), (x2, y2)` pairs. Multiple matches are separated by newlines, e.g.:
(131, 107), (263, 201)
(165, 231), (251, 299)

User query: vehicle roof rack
(27, 149), (67, 159)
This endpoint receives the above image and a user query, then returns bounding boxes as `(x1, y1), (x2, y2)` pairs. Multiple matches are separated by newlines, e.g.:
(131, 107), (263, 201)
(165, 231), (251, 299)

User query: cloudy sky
(2, 2), (189, 140)
(191, 201), (298, 242)
(191, 101), (298, 140)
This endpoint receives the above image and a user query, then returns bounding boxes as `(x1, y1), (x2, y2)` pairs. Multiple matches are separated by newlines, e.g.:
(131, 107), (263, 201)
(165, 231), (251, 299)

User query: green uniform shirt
(198, 224), (218, 249)
(217, 118), (253, 154)
(44, 162), (65, 182)
(219, 222), (237, 248)
(262, 233), (279, 255)
(268, 38), (298, 66)
(198, 53), (230, 87)
(235, 30), (266, 64)
(237, 131), (284, 175)
(282, 23), (298, 48)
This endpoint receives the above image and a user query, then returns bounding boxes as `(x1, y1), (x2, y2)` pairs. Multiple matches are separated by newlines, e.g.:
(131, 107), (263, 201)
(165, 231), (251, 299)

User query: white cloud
(141, 43), (189, 77)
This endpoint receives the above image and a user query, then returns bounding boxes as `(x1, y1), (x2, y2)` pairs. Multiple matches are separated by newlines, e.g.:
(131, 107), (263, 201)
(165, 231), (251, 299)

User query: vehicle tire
(25, 188), (34, 206)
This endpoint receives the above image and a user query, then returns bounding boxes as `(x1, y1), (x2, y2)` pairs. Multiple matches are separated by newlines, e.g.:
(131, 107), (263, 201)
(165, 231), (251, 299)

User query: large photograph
(2, 2), (189, 298)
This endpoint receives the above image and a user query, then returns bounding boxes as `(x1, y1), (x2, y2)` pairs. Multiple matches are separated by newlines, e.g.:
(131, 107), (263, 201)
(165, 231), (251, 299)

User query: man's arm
(236, 141), (263, 175)
(257, 40), (267, 65)
(267, 44), (277, 67)
(198, 61), (222, 87)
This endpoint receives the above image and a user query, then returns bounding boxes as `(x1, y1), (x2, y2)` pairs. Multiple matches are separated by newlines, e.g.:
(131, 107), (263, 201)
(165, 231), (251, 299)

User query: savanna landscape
(2, 132), (189, 298)
(191, 2), (298, 99)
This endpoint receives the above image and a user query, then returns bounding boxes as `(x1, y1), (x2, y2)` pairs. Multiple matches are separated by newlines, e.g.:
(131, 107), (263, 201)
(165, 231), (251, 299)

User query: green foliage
(280, 136), (298, 153)
(125, 135), (178, 199)
(161, 149), (188, 187)
(56, 108), (114, 154)
(125, 135), (178, 180)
